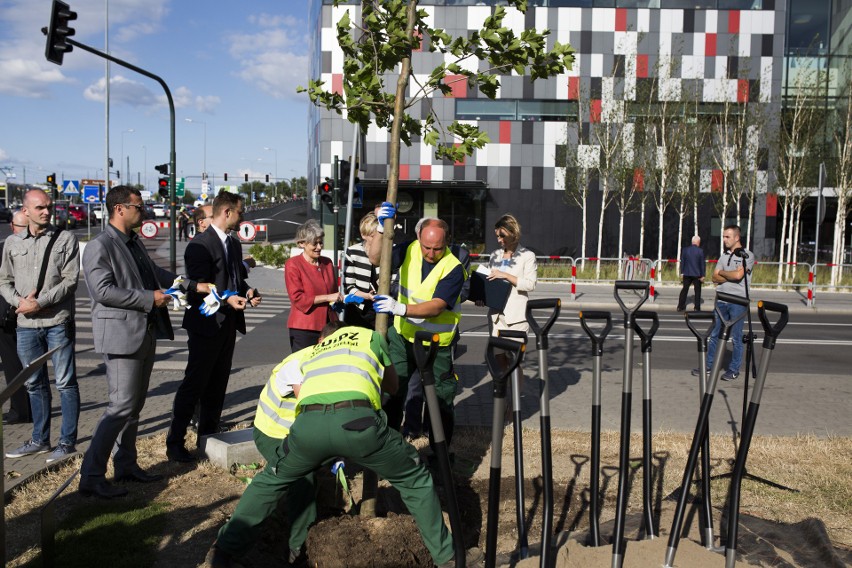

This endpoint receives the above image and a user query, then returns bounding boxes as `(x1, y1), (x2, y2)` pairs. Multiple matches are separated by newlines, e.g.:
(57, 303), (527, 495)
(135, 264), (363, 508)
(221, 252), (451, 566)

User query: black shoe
(166, 445), (197, 463)
(115, 465), (164, 483)
(2, 410), (32, 425)
(79, 479), (129, 499)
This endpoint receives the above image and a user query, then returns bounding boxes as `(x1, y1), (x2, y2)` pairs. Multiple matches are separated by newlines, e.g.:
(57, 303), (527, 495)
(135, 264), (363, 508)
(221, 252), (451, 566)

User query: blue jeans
(706, 301), (748, 374)
(16, 324), (80, 447)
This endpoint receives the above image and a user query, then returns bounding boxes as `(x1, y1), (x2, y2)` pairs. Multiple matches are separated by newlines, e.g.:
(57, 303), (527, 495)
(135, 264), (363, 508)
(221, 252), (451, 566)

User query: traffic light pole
(332, 155), (340, 267)
(63, 37), (179, 272)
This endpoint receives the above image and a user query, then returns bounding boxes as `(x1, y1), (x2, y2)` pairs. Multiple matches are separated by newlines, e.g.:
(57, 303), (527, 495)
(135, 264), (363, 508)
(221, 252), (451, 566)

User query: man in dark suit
(166, 190), (259, 462)
(677, 235), (706, 312)
(79, 186), (210, 498)
(0, 212), (32, 424)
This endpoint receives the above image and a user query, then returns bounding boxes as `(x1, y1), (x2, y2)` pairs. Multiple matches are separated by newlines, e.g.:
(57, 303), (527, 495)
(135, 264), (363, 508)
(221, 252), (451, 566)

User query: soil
(3, 428), (851, 568)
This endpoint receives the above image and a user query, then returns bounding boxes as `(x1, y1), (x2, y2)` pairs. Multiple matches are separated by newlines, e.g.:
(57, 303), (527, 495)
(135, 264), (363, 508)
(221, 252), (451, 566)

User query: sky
(0, 0), (312, 197)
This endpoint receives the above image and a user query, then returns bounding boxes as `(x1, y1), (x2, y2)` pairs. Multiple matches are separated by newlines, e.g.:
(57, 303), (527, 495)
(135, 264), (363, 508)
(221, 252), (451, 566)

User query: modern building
(308, 0), (850, 260)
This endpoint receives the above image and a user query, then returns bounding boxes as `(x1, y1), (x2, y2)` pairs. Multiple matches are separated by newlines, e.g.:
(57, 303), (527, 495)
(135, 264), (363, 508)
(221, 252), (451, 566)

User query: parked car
(68, 204), (94, 225)
(0, 203), (11, 223)
(143, 203), (156, 220)
(93, 204), (105, 220)
(53, 202), (76, 229)
(151, 203), (166, 218)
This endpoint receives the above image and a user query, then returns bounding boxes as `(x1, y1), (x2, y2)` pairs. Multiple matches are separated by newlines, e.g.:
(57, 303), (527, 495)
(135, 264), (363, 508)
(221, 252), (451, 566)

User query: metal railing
(1, 345), (62, 566)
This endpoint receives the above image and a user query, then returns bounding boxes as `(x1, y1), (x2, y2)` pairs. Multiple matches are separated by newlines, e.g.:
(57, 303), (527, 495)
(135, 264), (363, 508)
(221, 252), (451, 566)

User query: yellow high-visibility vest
(297, 327), (384, 412)
(253, 347), (312, 439)
(395, 241), (465, 346)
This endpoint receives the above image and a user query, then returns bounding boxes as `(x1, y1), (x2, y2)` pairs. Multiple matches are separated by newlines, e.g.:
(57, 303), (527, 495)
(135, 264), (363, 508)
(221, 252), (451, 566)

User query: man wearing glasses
(0, 190), (80, 464)
(78, 185), (210, 498)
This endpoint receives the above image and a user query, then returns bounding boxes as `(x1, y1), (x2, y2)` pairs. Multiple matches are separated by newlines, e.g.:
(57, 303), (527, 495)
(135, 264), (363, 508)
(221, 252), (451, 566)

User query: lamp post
(185, 118), (207, 179)
(264, 146), (278, 198)
(120, 128), (134, 183)
(142, 145), (147, 191)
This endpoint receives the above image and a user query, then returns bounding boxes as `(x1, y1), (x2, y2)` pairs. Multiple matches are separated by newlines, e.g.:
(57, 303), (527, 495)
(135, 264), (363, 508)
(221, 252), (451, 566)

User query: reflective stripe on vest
(297, 328), (384, 412)
(253, 349), (309, 438)
(394, 240), (465, 346)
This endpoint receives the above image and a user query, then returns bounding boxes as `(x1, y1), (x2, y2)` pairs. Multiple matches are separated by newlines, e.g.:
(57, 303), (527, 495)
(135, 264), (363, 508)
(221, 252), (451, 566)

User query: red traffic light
(319, 181), (332, 194)
(158, 177), (169, 199)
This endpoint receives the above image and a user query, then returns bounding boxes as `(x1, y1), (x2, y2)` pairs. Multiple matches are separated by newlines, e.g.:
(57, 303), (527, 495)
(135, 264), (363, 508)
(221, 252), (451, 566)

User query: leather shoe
(166, 445), (197, 463)
(79, 479), (129, 499)
(115, 466), (163, 483)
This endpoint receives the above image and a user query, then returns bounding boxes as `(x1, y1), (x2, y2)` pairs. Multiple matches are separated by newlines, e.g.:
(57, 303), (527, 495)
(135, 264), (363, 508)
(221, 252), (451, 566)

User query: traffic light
(43, 0), (77, 66)
(158, 177), (169, 199)
(319, 179), (333, 212)
(155, 163), (169, 175)
(265, 174), (270, 183)
(337, 160), (359, 206)
(224, 173), (228, 181)
(46, 173), (56, 186)
(244, 173), (249, 182)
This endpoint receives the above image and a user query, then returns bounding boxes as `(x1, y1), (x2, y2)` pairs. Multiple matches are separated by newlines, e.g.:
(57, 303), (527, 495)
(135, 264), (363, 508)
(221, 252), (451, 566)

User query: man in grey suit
(79, 185), (210, 499)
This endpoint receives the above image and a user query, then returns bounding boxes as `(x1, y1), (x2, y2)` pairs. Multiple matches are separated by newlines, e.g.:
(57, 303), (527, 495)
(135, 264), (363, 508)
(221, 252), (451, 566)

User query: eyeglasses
(122, 203), (145, 212)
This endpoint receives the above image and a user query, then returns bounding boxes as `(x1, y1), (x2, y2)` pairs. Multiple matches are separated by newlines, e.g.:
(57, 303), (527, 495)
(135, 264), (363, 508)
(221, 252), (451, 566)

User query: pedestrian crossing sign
(63, 180), (80, 195)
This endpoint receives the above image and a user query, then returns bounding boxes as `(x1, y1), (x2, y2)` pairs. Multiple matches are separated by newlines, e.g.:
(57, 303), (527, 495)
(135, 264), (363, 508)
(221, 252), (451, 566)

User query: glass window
(787, 0), (831, 53)
(518, 100), (578, 121)
(718, 0), (762, 9)
(456, 99), (517, 120)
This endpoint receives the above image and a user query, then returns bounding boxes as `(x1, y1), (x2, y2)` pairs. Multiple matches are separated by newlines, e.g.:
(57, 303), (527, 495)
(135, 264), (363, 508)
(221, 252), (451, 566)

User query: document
(469, 267), (512, 312)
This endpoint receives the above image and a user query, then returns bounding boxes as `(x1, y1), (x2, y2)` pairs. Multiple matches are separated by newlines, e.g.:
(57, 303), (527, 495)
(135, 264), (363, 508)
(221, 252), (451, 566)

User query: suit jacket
(82, 225), (177, 355)
(182, 227), (249, 337)
(681, 244), (706, 278)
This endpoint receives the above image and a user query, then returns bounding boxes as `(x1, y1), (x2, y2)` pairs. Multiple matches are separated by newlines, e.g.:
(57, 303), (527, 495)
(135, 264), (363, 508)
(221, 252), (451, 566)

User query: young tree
(301, 0), (574, 317)
(561, 113), (594, 270)
(301, 0), (574, 515)
(671, 95), (707, 267)
(831, 76), (852, 286)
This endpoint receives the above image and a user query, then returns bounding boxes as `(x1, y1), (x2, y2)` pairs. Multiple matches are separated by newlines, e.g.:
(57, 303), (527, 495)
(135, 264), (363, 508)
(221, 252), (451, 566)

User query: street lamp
(141, 145), (147, 191)
(120, 128), (134, 183)
(264, 146), (278, 198)
(185, 118), (207, 179)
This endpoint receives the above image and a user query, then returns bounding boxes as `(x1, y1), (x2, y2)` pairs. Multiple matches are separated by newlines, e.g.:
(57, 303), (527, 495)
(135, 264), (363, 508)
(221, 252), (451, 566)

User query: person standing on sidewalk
(677, 235), (705, 312)
(693, 224), (753, 382)
(79, 185), (210, 498)
(0, 189), (80, 463)
(0, 211), (34, 425)
(166, 191), (257, 463)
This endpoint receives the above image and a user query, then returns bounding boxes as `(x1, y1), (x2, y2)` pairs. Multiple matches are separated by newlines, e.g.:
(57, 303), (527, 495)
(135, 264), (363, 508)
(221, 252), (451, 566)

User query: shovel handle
(757, 300), (789, 349)
(526, 298), (561, 350)
(579, 311), (612, 356)
(632, 310), (659, 353)
(498, 329), (528, 344)
(684, 311), (715, 345)
(486, 336), (525, 398)
(613, 280), (649, 326)
(715, 291), (750, 307)
(413, 331), (440, 386)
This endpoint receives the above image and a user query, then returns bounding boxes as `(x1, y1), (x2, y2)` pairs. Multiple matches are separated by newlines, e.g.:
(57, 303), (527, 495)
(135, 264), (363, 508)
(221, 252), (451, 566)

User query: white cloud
(0, 57), (70, 98)
(82, 76), (220, 114)
(0, 148), (8, 161)
(227, 17), (310, 100)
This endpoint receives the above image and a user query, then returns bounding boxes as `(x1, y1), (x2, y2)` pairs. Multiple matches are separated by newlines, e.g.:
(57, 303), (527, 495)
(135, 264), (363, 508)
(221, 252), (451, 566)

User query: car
(92, 204), (105, 220)
(143, 203), (156, 220)
(52, 202), (76, 229)
(68, 204), (94, 225)
(151, 203), (166, 218)
(0, 203), (11, 223)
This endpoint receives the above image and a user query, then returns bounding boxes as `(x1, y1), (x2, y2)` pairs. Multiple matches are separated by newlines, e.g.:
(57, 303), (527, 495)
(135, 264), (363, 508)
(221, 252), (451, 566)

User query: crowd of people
(0, 189), (751, 566)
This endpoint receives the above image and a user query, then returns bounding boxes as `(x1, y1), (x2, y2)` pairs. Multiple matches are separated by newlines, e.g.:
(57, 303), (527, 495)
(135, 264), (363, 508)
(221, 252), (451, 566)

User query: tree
(301, 0), (574, 514)
(560, 116), (594, 269)
(831, 75), (852, 286)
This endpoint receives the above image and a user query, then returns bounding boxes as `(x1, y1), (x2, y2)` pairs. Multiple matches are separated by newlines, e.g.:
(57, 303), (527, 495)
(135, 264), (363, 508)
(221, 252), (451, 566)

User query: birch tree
(831, 77), (852, 286)
(561, 115), (595, 270)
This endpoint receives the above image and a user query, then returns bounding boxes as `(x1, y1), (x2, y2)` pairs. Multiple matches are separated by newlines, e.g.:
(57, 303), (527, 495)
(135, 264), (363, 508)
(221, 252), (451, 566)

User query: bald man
(677, 235), (705, 312)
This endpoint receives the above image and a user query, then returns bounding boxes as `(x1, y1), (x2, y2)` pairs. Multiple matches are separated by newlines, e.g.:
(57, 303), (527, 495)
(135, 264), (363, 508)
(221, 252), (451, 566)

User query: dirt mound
(307, 514), (433, 567)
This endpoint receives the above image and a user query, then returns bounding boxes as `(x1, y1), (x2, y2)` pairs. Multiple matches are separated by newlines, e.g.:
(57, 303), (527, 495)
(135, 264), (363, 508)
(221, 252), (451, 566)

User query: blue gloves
(344, 293), (364, 305)
(373, 294), (406, 316)
(376, 202), (396, 233)
(199, 285), (238, 317)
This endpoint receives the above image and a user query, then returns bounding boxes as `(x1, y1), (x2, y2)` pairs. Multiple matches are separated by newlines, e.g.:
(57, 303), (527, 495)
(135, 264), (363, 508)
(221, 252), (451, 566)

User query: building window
(456, 99), (578, 121)
(787, 0), (831, 54)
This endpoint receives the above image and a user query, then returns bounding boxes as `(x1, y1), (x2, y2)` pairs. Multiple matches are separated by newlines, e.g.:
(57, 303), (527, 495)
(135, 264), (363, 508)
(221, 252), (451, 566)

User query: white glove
(373, 294), (406, 316)
(163, 276), (190, 311)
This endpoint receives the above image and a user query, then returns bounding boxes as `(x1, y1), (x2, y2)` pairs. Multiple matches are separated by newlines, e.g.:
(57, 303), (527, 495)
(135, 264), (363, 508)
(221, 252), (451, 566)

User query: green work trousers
(387, 326), (458, 443)
(254, 428), (317, 551)
(217, 404), (454, 565)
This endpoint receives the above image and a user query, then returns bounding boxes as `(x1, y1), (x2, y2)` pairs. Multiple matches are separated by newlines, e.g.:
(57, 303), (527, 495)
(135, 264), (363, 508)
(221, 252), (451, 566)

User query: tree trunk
(777, 194), (788, 284)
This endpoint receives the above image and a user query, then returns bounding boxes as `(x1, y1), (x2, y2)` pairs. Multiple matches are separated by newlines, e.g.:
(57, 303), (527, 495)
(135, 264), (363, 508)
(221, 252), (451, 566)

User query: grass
(19, 500), (169, 568)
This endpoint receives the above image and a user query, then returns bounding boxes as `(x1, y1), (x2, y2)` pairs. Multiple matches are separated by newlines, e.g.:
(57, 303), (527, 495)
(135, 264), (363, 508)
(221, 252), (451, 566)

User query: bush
(248, 243), (290, 268)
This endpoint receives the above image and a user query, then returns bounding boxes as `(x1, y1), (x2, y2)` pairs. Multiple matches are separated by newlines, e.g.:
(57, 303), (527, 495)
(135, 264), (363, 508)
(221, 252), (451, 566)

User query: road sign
(352, 183), (364, 209)
(176, 177), (185, 198)
(238, 221), (257, 242)
(187, 224), (197, 240)
(83, 185), (101, 203)
(140, 221), (158, 239)
(62, 180), (80, 196)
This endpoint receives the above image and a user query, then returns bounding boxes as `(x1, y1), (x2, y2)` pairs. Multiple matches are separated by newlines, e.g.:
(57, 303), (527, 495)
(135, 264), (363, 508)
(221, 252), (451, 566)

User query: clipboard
(469, 271), (512, 312)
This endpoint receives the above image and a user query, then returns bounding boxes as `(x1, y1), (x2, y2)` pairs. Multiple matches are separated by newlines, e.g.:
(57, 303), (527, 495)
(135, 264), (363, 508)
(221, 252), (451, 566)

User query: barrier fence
(468, 254), (852, 307)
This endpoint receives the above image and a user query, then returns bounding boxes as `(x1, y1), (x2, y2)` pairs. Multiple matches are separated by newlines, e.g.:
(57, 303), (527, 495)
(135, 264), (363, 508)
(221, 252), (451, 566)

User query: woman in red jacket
(284, 219), (341, 351)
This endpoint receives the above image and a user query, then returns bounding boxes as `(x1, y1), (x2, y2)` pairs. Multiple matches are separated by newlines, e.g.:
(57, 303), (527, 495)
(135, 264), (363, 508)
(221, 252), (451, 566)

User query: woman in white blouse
(484, 214), (538, 338)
